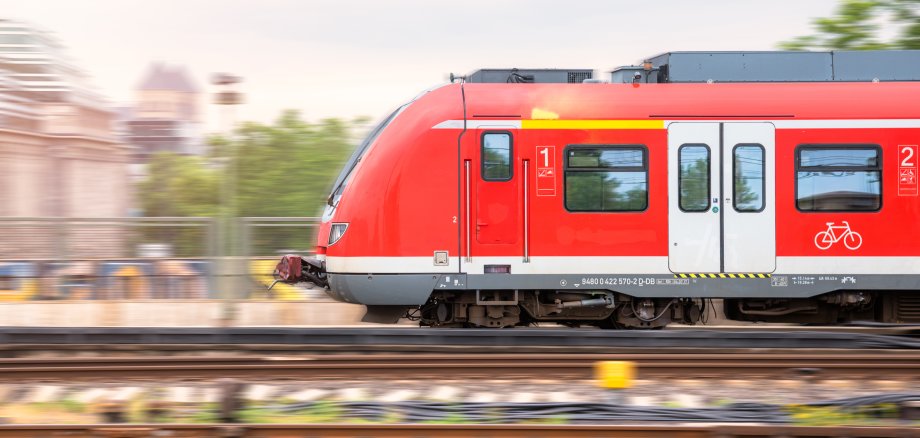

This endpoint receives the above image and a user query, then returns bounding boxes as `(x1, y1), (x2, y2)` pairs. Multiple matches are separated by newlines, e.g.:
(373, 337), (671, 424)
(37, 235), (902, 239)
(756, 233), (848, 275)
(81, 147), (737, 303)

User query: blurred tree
(139, 153), (219, 217)
(137, 153), (219, 256)
(227, 111), (356, 255)
(781, 0), (920, 50)
(229, 111), (356, 217)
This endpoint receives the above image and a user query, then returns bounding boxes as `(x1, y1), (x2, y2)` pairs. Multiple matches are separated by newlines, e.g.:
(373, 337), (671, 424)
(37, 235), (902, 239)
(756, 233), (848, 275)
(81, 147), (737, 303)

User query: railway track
(0, 326), (918, 357)
(1, 351), (918, 380)
(0, 423), (915, 437)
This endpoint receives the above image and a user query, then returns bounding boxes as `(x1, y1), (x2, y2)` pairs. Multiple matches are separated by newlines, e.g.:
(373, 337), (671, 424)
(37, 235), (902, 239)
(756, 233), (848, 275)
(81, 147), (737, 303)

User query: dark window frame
(732, 143), (766, 213)
(480, 130), (514, 182)
(794, 144), (883, 213)
(563, 144), (649, 213)
(677, 143), (711, 213)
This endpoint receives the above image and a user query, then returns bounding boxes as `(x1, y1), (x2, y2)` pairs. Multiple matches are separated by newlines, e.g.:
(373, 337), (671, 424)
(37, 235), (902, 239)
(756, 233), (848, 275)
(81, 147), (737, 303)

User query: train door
(461, 127), (521, 272)
(667, 122), (775, 273)
(475, 129), (520, 246)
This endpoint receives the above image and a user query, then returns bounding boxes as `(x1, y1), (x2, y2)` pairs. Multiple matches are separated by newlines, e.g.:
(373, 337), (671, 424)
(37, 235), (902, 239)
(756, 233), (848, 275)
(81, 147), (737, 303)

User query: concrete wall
(0, 300), (371, 327)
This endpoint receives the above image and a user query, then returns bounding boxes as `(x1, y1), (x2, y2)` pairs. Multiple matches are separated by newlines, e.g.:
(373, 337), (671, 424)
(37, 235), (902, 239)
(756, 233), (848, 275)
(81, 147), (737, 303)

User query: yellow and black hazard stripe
(674, 273), (771, 279)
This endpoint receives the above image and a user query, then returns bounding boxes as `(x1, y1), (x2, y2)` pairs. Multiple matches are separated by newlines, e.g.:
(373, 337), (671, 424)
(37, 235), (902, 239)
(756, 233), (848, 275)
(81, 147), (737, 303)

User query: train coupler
(271, 254), (328, 289)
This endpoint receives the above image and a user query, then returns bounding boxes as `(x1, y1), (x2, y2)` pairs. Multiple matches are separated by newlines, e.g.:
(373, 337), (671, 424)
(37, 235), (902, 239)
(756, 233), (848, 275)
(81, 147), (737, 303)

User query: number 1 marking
(539, 148), (549, 167)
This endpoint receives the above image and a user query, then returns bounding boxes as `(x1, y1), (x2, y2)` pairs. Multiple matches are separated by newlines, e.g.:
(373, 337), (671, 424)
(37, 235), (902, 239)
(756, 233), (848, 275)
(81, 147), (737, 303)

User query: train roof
(464, 50), (920, 84)
(447, 81), (920, 121)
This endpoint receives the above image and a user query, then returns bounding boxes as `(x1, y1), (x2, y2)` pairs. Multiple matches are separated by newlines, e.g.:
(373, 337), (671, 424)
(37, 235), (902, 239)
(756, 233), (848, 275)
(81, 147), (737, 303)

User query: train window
(796, 145), (881, 212)
(678, 144), (710, 212)
(733, 144), (765, 212)
(481, 132), (513, 181)
(564, 145), (648, 212)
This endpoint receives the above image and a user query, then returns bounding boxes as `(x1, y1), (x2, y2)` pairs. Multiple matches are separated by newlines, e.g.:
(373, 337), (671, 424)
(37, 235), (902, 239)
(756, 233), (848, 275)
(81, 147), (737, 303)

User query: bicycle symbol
(814, 221), (862, 250)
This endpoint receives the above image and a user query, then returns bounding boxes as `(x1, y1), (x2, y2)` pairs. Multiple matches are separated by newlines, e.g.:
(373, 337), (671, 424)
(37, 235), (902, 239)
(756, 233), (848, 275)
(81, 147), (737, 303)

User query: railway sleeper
(414, 291), (703, 329)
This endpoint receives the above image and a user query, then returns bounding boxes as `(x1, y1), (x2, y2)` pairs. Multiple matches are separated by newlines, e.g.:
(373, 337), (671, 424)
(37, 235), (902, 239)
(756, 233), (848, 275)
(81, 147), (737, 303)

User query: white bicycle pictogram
(814, 221), (862, 250)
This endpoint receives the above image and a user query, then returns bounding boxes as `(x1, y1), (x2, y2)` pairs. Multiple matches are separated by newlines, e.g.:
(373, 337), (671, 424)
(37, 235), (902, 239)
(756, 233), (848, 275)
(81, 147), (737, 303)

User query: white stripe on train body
(326, 256), (920, 275)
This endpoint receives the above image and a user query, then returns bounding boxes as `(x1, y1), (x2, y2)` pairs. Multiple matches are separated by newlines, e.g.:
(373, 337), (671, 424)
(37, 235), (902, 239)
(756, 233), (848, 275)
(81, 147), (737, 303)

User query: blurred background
(0, 0), (917, 325)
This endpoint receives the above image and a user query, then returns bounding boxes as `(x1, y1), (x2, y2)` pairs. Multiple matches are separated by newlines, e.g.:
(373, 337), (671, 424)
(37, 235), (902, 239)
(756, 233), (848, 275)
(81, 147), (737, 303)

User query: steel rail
(0, 352), (917, 381)
(0, 327), (916, 352)
(0, 423), (915, 438)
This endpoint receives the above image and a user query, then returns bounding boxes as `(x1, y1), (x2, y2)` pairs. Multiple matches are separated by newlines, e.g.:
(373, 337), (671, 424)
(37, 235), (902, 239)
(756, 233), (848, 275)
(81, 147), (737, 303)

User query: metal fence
(0, 217), (321, 301)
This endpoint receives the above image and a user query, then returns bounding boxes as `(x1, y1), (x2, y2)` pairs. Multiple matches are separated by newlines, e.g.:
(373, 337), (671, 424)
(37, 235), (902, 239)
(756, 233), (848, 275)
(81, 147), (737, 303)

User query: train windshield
(326, 104), (407, 207)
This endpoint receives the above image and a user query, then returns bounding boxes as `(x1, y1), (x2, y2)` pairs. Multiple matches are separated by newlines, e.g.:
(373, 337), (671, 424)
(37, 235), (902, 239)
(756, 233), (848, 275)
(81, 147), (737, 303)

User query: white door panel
(668, 123), (721, 273)
(723, 123), (776, 272)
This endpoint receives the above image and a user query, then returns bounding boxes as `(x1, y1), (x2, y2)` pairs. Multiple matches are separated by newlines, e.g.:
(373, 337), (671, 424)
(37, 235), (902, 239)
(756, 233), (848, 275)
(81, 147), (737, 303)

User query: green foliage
(229, 111), (357, 218)
(139, 153), (220, 218)
(781, 0), (920, 50)
(136, 154), (220, 256)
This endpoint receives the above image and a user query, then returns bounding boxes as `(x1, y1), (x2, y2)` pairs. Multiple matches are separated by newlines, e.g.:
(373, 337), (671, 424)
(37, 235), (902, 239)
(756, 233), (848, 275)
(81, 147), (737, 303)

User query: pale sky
(1, 0), (839, 131)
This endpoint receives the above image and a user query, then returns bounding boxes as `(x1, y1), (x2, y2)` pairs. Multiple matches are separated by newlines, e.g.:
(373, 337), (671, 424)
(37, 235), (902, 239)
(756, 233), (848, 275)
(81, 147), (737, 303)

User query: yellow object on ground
(594, 361), (636, 389)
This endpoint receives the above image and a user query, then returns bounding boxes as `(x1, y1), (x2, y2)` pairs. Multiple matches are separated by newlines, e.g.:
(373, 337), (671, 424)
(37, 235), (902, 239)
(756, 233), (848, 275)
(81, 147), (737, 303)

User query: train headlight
(328, 223), (349, 246)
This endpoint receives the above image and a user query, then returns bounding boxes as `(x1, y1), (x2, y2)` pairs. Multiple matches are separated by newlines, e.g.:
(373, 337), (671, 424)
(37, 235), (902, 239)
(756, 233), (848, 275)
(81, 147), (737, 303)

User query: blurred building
(0, 18), (130, 218)
(121, 63), (202, 163)
(0, 19), (130, 261)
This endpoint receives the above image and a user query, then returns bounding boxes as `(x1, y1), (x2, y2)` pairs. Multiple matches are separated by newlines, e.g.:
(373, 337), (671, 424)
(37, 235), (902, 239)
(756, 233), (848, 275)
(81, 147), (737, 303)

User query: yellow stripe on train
(673, 273), (772, 279)
(522, 119), (666, 130)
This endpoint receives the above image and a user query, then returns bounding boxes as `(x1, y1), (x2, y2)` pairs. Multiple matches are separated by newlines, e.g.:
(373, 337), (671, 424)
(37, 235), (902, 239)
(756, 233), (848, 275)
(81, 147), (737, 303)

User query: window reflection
(734, 145), (765, 212)
(797, 171), (881, 211)
(565, 146), (647, 212)
(482, 133), (512, 181)
(678, 145), (710, 212)
(566, 172), (648, 211)
(796, 146), (881, 211)
(800, 148), (878, 168)
(569, 149), (643, 168)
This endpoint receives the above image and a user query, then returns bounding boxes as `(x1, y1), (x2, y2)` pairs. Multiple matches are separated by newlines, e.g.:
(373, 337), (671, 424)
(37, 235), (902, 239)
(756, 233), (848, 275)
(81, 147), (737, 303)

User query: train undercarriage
(412, 291), (702, 329)
(409, 290), (920, 328)
(273, 255), (920, 328)
(725, 291), (920, 325)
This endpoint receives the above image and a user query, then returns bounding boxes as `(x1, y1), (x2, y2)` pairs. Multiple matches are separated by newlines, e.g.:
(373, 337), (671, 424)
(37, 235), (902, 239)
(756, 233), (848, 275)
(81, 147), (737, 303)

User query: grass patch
(786, 403), (901, 426)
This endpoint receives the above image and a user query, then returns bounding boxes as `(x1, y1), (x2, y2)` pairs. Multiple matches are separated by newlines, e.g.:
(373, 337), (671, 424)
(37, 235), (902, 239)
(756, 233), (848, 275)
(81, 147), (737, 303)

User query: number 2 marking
(539, 148), (549, 167)
(901, 146), (915, 167)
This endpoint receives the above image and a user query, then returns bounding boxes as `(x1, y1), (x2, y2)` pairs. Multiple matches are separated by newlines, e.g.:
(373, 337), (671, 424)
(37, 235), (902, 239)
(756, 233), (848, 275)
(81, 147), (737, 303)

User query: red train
(277, 51), (920, 328)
